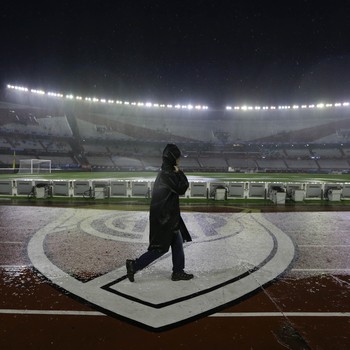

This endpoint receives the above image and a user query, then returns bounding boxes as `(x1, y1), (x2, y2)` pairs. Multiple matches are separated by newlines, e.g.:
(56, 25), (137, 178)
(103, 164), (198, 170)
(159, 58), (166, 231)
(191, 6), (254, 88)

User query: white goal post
(18, 159), (52, 174)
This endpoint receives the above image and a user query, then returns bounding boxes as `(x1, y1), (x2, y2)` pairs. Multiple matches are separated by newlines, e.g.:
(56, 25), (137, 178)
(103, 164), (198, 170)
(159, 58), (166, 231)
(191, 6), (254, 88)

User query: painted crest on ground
(28, 209), (295, 331)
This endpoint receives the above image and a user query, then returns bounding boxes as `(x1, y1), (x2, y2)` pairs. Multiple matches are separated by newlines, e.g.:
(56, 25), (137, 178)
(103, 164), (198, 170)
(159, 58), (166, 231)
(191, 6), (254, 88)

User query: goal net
(18, 159), (52, 174)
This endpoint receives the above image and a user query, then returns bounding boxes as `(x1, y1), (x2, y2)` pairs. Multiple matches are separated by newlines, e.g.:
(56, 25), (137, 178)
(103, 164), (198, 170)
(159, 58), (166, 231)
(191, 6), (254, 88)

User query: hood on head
(162, 144), (181, 166)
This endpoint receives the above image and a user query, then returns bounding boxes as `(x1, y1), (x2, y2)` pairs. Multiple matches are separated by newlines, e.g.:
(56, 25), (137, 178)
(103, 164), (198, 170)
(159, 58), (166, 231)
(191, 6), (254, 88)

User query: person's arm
(163, 169), (189, 195)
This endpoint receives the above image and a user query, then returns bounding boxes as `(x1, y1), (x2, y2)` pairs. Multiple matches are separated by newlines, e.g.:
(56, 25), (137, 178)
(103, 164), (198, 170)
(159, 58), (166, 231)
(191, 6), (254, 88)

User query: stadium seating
(2, 88), (350, 174)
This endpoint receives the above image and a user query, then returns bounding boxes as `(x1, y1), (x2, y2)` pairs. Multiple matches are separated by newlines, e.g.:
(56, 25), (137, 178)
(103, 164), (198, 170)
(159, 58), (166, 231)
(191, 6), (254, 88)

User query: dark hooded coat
(148, 144), (192, 252)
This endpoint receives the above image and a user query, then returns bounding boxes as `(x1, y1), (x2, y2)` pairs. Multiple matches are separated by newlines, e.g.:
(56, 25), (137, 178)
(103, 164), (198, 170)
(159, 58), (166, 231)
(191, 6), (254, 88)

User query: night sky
(1, 0), (350, 108)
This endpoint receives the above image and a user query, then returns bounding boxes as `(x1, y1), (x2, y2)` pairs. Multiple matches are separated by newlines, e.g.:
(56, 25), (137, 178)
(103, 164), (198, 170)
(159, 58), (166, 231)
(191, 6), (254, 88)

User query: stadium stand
(285, 159), (319, 171)
(2, 86), (350, 174)
(284, 147), (311, 158)
(256, 159), (288, 171)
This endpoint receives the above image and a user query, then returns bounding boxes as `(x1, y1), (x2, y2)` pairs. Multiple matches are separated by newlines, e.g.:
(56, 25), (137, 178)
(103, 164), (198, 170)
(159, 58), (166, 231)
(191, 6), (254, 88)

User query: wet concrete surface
(0, 205), (349, 349)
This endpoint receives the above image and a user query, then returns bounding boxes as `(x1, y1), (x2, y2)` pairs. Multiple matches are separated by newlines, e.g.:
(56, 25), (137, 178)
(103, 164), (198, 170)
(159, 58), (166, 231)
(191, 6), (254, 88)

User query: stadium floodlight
(8, 82), (349, 113)
(48, 92), (63, 97)
(8, 84), (28, 91)
(31, 89), (45, 95)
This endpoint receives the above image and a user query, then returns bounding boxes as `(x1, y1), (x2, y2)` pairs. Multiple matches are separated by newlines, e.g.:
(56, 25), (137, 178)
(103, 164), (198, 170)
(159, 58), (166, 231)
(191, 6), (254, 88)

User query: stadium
(2, 83), (350, 205)
(1, 83), (350, 349)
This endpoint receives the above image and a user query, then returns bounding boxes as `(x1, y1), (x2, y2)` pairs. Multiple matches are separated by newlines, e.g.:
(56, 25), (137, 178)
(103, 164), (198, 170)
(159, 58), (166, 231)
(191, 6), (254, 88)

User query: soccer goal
(18, 159), (52, 174)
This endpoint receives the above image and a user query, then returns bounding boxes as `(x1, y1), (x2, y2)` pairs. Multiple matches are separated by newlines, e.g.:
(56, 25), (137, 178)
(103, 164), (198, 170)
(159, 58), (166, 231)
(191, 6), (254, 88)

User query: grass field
(1, 171), (350, 183)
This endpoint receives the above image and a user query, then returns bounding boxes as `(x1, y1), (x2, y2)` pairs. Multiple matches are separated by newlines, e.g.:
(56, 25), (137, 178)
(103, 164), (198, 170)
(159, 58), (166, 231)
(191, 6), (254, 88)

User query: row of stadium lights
(7, 84), (350, 111)
(7, 84), (208, 111)
(225, 102), (350, 110)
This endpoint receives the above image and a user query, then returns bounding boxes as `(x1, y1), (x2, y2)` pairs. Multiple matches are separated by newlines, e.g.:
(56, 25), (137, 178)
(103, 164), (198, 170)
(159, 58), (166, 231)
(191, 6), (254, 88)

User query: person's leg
(134, 249), (164, 271)
(171, 230), (185, 273)
(126, 249), (164, 282)
(171, 230), (194, 281)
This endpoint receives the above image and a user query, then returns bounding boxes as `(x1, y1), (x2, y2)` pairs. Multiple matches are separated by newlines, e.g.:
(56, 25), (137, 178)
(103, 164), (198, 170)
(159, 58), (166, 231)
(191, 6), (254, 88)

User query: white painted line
(0, 309), (349, 318)
(0, 309), (105, 316)
(298, 245), (350, 248)
(292, 269), (350, 272)
(210, 312), (350, 317)
(0, 242), (24, 244)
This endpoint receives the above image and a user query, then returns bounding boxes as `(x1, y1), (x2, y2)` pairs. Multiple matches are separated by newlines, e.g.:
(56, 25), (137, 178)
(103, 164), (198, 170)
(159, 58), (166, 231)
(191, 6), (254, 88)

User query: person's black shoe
(126, 259), (135, 282)
(171, 271), (194, 281)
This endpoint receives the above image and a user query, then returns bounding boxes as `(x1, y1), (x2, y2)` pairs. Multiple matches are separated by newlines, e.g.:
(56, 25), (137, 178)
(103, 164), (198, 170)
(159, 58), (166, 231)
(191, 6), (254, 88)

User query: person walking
(126, 143), (193, 282)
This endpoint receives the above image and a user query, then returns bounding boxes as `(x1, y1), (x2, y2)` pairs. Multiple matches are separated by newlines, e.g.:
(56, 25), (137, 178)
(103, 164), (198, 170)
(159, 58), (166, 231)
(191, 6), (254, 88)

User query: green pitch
(1, 171), (350, 183)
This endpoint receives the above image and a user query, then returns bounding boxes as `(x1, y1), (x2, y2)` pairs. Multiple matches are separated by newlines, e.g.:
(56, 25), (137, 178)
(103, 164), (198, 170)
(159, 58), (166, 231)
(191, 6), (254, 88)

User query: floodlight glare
(5, 82), (348, 113)
(31, 89), (45, 95)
